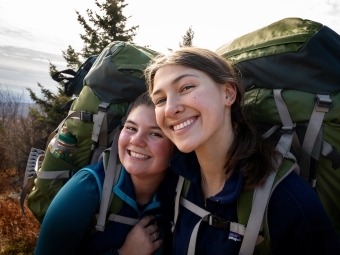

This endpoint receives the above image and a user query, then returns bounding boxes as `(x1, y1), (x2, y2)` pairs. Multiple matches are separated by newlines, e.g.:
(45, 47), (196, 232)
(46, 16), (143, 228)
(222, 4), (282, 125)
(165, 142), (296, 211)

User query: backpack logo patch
(228, 232), (242, 242)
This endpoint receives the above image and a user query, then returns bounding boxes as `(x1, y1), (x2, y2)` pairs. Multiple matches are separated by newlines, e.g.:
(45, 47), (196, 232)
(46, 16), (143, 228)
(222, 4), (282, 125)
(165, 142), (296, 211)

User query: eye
(150, 132), (163, 137)
(154, 97), (166, 106)
(181, 84), (195, 92)
(124, 125), (137, 132)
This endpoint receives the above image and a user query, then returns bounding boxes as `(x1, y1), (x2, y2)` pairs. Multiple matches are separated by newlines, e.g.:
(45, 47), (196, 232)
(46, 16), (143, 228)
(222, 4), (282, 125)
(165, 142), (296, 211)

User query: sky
(0, 0), (339, 102)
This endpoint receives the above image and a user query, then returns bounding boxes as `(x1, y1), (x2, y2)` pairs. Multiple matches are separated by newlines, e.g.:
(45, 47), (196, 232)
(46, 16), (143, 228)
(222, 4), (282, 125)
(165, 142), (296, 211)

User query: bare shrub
(0, 85), (47, 173)
(0, 169), (40, 254)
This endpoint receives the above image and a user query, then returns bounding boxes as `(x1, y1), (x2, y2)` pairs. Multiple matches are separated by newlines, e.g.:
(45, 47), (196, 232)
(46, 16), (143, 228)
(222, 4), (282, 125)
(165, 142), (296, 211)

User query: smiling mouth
(173, 118), (196, 131)
(128, 150), (150, 159)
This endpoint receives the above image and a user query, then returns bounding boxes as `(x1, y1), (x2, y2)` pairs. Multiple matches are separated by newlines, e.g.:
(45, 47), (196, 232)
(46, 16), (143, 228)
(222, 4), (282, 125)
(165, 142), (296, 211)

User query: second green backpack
(21, 41), (160, 223)
(216, 17), (340, 241)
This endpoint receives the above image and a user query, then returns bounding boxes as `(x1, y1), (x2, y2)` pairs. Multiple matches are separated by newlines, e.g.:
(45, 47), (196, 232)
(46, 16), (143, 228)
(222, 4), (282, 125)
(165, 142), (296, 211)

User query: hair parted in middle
(145, 47), (278, 189)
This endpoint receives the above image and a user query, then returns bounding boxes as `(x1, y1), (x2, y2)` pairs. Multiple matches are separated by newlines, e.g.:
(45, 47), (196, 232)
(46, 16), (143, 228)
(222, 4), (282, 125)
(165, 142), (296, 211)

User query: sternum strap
(180, 197), (246, 255)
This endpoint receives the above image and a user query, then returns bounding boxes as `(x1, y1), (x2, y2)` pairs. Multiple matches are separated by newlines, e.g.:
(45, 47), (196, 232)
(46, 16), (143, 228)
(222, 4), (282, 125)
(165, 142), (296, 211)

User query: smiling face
(118, 105), (175, 178)
(151, 65), (236, 154)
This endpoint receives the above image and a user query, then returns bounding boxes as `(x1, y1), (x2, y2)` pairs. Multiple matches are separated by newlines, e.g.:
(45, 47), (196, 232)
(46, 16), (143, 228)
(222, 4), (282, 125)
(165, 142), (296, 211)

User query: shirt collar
(169, 151), (244, 204)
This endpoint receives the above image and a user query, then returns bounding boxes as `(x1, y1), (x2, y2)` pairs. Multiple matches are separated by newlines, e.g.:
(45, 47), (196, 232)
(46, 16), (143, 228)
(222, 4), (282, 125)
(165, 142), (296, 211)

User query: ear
(223, 83), (237, 106)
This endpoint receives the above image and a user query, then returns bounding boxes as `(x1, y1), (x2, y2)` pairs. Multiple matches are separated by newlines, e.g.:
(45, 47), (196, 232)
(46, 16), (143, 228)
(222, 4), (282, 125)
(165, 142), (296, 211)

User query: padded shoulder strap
(95, 128), (121, 231)
(238, 158), (298, 255)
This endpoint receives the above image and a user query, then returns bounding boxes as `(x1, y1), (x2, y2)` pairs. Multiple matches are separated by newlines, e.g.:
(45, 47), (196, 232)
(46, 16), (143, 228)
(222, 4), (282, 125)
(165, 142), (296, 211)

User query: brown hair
(145, 47), (277, 189)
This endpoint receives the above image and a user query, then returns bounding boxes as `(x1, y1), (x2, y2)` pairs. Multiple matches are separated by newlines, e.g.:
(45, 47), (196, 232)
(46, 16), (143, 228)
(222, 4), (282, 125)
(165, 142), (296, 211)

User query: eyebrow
(152, 73), (198, 96)
(125, 120), (161, 130)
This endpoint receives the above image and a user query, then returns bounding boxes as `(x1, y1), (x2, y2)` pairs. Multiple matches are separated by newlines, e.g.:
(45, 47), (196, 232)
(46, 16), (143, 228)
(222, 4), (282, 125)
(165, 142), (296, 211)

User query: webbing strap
(20, 176), (36, 217)
(300, 95), (330, 180)
(273, 89), (293, 129)
(273, 89), (295, 157)
(91, 102), (110, 143)
(95, 128), (121, 232)
(238, 169), (277, 255)
(180, 198), (247, 255)
(36, 170), (70, 179)
(172, 175), (185, 232)
(107, 213), (139, 226)
(90, 103), (110, 164)
(261, 124), (280, 139)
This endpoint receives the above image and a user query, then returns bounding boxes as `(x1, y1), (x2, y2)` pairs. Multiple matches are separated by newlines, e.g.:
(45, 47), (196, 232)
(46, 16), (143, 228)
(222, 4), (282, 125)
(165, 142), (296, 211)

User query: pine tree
(179, 26), (195, 47)
(27, 0), (138, 145)
(26, 62), (70, 128)
(64, 0), (139, 66)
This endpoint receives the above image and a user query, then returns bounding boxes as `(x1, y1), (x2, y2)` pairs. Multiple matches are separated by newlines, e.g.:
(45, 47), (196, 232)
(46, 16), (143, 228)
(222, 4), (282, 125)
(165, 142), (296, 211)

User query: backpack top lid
(216, 17), (340, 94)
(84, 41), (161, 104)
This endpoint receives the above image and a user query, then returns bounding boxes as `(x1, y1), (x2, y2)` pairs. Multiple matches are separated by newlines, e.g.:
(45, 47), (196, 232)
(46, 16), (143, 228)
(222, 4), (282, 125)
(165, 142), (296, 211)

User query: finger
(138, 215), (156, 227)
(150, 231), (160, 242)
(145, 223), (158, 234)
(152, 239), (163, 250)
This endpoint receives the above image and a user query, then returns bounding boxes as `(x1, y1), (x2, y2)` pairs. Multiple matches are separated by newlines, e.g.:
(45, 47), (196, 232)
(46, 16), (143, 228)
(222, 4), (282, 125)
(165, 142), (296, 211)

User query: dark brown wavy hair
(145, 47), (278, 189)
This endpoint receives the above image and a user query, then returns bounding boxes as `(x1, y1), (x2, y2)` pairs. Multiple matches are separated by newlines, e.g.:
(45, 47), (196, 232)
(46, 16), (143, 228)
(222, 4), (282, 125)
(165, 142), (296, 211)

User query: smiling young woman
(34, 93), (178, 255)
(145, 47), (340, 255)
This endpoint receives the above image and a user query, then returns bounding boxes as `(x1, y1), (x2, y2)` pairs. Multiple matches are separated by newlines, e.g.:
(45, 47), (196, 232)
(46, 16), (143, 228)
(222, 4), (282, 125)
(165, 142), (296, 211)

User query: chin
(177, 144), (195, 153)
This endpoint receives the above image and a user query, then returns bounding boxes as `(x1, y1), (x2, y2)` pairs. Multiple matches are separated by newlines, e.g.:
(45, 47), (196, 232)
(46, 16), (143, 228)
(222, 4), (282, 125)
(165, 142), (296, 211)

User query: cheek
(155, 108), (165, 128)
(118, 134), (129, 154)
(155, 143), (174, 162)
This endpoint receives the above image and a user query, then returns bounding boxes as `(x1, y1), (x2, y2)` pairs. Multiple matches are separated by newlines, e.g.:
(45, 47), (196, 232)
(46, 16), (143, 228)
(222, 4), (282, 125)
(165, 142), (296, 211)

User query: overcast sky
(0, 0), (339, 102)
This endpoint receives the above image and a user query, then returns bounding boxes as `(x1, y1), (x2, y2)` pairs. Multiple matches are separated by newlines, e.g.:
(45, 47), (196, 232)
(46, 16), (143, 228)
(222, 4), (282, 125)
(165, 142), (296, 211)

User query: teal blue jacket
(34, 161), (177, 255)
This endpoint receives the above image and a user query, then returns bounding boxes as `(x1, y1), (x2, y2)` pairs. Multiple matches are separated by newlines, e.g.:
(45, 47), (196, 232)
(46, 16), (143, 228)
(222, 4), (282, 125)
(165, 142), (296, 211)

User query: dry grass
(0, 169), (40, 255)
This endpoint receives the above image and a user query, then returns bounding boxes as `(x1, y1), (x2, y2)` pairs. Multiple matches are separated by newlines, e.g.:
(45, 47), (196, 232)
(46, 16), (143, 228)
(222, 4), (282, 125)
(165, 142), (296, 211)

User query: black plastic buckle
(97, 103), (110, 112)
(80, 111), (93, 123)
(316, 95), (332, 107)
(280, 126), (294, 134)
(208, 215), (230, 230)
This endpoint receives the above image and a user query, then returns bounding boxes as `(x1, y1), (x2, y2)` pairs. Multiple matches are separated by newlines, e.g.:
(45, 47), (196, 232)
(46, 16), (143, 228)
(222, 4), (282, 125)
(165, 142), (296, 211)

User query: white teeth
(173, 118), (194, 131)
(130, 151), (149, 159)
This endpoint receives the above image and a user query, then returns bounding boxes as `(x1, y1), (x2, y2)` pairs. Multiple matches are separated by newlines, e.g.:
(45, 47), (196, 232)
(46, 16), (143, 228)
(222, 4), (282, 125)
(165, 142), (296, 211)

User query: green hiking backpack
(20, 41), (160, 225)
(215, 17), (340, 251)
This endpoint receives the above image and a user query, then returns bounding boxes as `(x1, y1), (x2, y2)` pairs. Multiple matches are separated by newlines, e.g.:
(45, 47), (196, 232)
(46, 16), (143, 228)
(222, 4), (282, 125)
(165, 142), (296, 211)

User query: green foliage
(62, 45), (82, 70)
(70, 0), (139, 60)
(179, 26), (195, 47)
(26, 62), (70, 137)
(26, 0), (139, 143)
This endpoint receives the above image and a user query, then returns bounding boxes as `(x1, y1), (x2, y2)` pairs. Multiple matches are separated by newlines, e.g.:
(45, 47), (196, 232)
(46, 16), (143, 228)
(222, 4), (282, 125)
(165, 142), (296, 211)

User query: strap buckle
(280, 126), (295, 134)
(80, 111), (93, 123)
(208, 214), (230, 230)
(97, 102), (110, 112)
(316, 95), (332, 107)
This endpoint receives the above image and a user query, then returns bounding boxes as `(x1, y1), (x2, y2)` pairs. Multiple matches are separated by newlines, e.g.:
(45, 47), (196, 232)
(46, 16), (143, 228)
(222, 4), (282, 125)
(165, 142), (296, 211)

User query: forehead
(127, 105), (157, 124)
(153, 65), (203, 91)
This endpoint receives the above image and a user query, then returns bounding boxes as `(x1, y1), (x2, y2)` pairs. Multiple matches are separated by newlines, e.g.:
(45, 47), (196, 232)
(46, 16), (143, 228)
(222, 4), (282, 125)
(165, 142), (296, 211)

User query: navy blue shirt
(169, 151), (340, 255)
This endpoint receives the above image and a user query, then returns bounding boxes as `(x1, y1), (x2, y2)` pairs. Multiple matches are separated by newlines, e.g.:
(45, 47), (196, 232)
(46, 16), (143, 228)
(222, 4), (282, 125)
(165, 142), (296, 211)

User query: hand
(118, 215), (162, 255)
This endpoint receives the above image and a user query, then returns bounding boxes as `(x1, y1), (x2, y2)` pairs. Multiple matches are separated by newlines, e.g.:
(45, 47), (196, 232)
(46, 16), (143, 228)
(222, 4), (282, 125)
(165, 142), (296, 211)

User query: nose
(130, 132), (147, 147)
(165, 96), (183, 118)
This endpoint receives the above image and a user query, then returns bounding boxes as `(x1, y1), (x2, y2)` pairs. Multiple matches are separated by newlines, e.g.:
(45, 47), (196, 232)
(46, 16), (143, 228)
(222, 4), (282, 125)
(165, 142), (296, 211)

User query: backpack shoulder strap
(238, 157), (299, 255)
(95, 127), (121, 231)
(107, 194), (139, 226)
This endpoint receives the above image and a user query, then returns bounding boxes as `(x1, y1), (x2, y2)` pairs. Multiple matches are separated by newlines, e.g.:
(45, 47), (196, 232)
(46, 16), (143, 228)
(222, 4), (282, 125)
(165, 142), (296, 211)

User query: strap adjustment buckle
(208, 214), (230, 230)
(280, 126), (295, 134)
(80, 111), (93, 123)
(316, 95), (332, 107)
(97, 102), (110, 112)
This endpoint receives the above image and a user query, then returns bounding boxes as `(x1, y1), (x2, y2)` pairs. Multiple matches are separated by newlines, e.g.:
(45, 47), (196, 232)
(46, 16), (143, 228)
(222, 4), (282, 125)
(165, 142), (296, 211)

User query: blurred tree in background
(26, 0), (138, 151)
(69, 0), (139, 62)
(179, 26), (195, 47)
